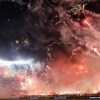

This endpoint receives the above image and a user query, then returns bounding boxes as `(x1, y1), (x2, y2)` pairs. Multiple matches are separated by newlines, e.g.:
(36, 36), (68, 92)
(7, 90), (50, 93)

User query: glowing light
(93, 48), (100, 56)
(0, 59), (31, 66)
(81, 16), (92, 27)
(84, 21), (93, 29)
(79, 65), (83, 70)
(27, 78), (33, 85)
(0, 54), (99, 96)
(93, 90), (98, 94)
(20, 82), (26, 91)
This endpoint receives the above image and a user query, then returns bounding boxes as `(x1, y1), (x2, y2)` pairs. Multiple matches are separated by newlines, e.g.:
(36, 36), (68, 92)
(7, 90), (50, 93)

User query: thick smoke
(0, 0), (100, 98)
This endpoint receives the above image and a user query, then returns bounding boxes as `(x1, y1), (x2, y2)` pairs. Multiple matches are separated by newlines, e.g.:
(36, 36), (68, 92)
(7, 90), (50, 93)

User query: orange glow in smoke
(0, 53), (99, 96)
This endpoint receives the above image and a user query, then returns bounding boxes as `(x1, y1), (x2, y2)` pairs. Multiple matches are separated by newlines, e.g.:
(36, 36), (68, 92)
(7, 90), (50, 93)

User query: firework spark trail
(93, 48), (100, 56)
(84, 20), (100, 57)
(84, 19), (100, 37)
(84, 21), (93, 29)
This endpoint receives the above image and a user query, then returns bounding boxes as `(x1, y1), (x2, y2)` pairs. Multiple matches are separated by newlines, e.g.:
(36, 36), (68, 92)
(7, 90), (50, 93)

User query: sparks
(93, 48), (100, 56)
(81, 16), (92, 28)
(84, 21), (93, 29)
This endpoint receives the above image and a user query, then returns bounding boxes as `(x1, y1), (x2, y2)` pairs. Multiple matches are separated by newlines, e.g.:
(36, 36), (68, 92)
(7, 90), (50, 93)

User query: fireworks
(81, 16), (92, 27)
(93, 48), (100, 56)
(68, 2), (87, 15)
(0, 0), (99, 98)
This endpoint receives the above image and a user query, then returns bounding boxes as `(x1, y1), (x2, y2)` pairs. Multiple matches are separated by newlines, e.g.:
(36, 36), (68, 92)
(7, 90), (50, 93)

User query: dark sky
(0, 0), (99, 61)
(0, 1), (61, 61)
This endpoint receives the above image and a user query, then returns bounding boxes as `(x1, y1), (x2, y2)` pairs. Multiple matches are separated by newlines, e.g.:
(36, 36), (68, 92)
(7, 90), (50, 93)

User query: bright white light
(0, 59), (32, 66)
(0, 58), (44, 77)
(84, 21), (92, 28)
(27, 78), (33, 85)
(93, 48), (100, 56)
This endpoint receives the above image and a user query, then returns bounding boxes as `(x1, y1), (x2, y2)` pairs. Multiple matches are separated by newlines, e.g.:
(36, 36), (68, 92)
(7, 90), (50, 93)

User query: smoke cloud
(0, 0), (99, 98)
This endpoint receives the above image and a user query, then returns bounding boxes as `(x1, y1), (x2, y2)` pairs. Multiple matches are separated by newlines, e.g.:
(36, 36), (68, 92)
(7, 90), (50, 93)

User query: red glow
(81, 16), (92, 27)
(0, 52), (99, 97)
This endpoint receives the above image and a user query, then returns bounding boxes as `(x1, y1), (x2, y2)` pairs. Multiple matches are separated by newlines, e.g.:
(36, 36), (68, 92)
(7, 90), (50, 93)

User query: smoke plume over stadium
(0, 0), (100, 98)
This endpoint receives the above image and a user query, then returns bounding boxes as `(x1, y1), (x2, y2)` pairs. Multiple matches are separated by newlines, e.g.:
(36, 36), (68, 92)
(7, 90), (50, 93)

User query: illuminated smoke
(0, 0), (100, 98)
(0, 60), (31, 66)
